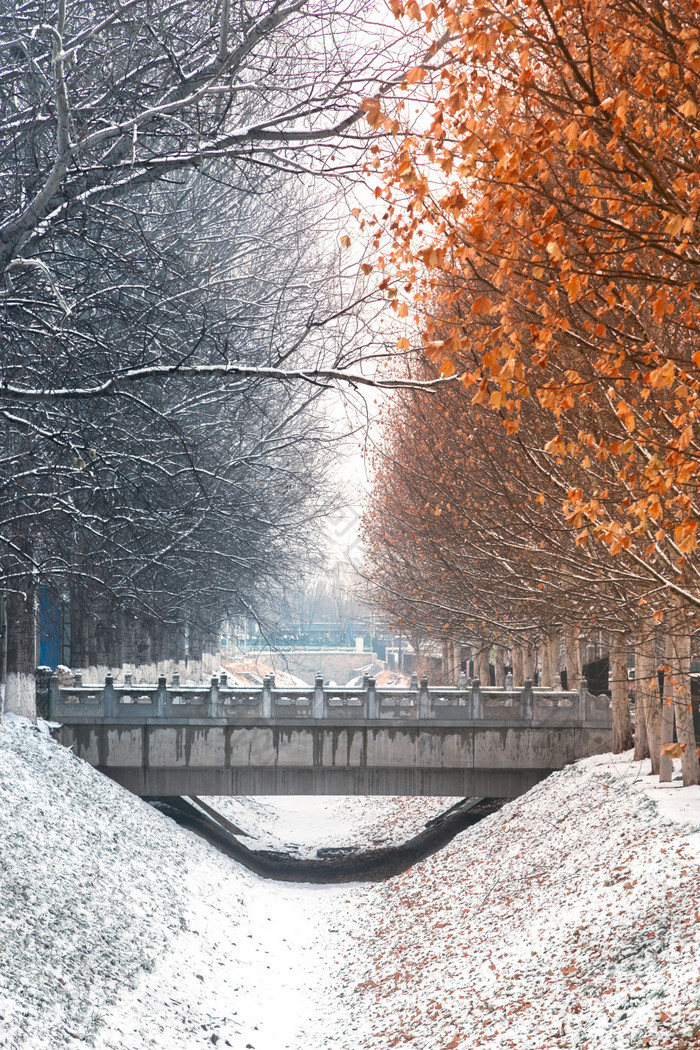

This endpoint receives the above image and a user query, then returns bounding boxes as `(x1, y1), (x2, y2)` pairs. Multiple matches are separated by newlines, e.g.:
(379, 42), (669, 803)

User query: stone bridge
(50, 670), (613, 797)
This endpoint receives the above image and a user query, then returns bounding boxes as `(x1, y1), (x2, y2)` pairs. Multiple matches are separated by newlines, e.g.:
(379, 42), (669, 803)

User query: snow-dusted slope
(0, 718), (190, 1047)
(337, 756), (700, 1050)
(1, 717), (699, 1050)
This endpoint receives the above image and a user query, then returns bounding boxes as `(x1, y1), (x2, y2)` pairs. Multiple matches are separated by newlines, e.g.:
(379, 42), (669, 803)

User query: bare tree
(0, 0), (421, 710)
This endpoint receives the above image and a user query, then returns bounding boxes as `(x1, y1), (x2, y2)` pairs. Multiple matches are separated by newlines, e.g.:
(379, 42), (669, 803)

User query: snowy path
(93, 864), (360, 1050)
(77, 794), (452, 1050)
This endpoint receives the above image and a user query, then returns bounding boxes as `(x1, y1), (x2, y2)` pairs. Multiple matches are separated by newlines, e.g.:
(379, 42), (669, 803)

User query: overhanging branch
(0, 361), (459, 400)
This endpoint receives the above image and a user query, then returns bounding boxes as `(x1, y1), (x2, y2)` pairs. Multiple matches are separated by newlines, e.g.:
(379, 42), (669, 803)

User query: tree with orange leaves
(364, 360), (700, 772)
(364, 0), (700, 600)
(360, 0), (700, 781)
(363, 364), (643, 746)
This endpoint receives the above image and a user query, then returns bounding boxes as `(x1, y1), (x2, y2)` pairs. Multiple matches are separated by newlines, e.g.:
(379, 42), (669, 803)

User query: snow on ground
(1, 716), (699, 1050)
(335, 755), (700, 1050)
(0, 718), (448, 1050)
(205, 793), (455, 856)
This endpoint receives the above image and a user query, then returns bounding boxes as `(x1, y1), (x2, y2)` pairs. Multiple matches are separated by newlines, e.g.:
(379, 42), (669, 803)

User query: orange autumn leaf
(471, 295), (493, 316)
(660, 742), (685, 759)
(405, 66), (428, 84)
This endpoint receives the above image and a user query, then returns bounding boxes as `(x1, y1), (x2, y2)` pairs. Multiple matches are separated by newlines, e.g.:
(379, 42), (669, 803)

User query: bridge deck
(50, 673), (612, 797)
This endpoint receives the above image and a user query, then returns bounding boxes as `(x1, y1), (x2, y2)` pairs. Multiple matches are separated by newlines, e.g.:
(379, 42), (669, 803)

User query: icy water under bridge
(50, 671), (613, 797)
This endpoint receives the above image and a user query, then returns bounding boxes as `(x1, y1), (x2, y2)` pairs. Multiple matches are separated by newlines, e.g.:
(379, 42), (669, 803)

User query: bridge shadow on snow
(145, 795), (507, 883)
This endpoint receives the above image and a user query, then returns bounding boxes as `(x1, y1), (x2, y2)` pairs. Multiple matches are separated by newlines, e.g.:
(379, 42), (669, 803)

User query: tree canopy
(361, 0), (700, 780)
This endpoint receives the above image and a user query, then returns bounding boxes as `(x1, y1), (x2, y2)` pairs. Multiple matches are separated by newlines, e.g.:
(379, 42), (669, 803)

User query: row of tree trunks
(632, 616), (699, 786)
(439, 639), (507, 685)
(2, 582), (221, 717)
(438, 622), (698, 786)
(440, 634), (587, 689)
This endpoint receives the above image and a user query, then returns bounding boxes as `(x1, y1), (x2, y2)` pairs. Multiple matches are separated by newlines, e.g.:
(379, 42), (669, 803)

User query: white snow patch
(579, 748), (700, 825)
(202, 793), (456, 855)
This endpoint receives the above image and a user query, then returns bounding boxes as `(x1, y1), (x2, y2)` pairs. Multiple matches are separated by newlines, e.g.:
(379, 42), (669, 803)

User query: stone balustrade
(49, 670), (611, 728)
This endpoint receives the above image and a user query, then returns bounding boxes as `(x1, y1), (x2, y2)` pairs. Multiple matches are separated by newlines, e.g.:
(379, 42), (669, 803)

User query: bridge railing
(49, 671), (611, 728)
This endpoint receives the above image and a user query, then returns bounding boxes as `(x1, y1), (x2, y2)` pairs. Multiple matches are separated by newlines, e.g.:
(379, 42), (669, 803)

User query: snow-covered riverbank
(1, 717), (698, 1050)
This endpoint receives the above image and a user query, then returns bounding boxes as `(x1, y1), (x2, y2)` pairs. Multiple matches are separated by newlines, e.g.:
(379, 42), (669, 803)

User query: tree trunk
(4, 582), (37, 719)
(70, 583), (89, 668)
(523, 641), (536, 683)
(94, 601), (110, 671)
(610, 634), (633, 753)
(137, 619), (153, 669)
(512, 645), (524, 686)
(110, 610), (123, 669)
(659, 634), (675, 783)
(635, 620), (660, 769)
(669, 607), (700, 786)
(632, 629), (648, 761)
(476, 641), (490, 685)
(169, 617), (187, 672)
(121, 614), (138, 667)
(564, 626), (582, 686)
(540, 630), (560, 688)
(450, 640), (460, 684)
(441, 637), (450, 682)
(189, 624), (204, 681)
(538, 636), (549, 687)
(494, 644), (506, 688)
(633, 673), (649, 760)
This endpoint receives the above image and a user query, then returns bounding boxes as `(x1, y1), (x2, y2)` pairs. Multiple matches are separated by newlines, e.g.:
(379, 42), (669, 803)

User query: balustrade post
(522, 678), (534, 722)
(73, 671), (82, 687)
(313, 673), (325, 719)
(505, 671), (514, 706)
(219, 670), (228, 688)
(458, 669), (467, 691)
(262, 675), (272, 718)
(367, 675), (377, 719)
(156, 674), (168, 717)
(124, 672), (133, 687)
(410, 672), (418, 691)
(171, 671), (180, 687)
(471, 677), (482, 719)
(418, 675), (431, 719)
(209, 675), (219, 718)
(104, 673), (116, 718)
(49, 674), (59, 718)
(577, 677), (588, 722)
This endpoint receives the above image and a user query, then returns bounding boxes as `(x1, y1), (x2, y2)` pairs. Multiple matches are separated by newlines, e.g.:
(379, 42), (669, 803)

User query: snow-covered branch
(0, 361), (455, 400)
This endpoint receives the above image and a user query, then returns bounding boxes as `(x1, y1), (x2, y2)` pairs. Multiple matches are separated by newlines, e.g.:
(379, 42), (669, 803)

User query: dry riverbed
(0, 716), (698, 1050)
